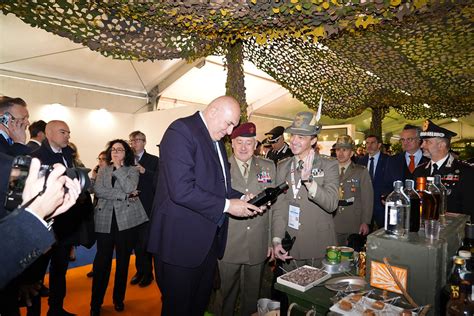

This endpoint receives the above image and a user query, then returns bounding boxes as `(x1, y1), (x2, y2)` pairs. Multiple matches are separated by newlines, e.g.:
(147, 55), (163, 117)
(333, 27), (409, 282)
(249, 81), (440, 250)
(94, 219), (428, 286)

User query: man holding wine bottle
(414, 120), (474, 219)
(272, 111), (339, 266)
(215, 122), (276, 316)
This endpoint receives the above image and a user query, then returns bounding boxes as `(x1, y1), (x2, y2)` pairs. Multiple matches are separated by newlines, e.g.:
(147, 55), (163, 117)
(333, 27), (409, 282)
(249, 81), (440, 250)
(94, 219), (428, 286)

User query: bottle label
(450, 285), (460, 299)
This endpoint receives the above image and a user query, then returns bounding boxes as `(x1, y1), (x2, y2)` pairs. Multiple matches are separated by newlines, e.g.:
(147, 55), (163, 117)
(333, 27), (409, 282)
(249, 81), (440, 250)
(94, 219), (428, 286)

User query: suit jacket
(0, 209), (55, 288)
(413, 154), (474, 219)
(357, 152), (389, 226)
(0, 136), (31, 157)
(136, 151), (159, 215)
(272, 155), (339, 260)
(0, 152), (13, 215)
(333, 163), (373, 234)
(147, 112), (241, 268)
(31, 140), (82, 242)
(222, 155), (276, 265)
(26, 140), (41, 151)
(385, 152), (429, 187)
(94, 165), (148, 233)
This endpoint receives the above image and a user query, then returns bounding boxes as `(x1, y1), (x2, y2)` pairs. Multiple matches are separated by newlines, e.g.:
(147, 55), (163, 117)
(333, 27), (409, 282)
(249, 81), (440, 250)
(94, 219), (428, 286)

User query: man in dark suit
(414, 120), (474, 219)
(0, 96), (31, 156)
(357, 134), (389, 229)
(385, 125), (429, 188)
(128, 130), (159, 287)
(147, 96), (263, 316)
(27, 120), (47, 151)
(31, 120), (79, 316)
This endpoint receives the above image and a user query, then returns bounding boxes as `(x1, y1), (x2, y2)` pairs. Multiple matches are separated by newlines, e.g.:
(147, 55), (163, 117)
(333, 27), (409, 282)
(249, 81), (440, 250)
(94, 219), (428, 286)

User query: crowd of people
(0, 94), (473, 316)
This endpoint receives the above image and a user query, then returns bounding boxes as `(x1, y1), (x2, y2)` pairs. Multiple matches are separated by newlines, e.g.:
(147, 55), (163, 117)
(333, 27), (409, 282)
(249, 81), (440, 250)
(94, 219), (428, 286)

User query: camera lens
(65, 167), (91, 193)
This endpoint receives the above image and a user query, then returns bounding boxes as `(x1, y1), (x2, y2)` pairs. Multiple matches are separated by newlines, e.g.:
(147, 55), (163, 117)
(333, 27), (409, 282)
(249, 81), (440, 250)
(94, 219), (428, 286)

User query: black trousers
(154, 235), (218, 316)
(90, 215), (137, 310)
(133, 222), (153, 278)
(47, 242), (71, 312)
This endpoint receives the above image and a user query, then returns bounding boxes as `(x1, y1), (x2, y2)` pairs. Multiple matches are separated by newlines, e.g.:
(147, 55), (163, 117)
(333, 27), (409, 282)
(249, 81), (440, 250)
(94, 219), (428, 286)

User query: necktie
(432, 163), (439, 176)
(340, 166), (345, 178)
(135, 155), (140, 164)
(297, 160), (304, 171)
(6, 137), (13, 145)
(243, 162), (249, 179)
(369, 157), (374, 181)
(213, 141), (218, 153)
(408, 155), (415, 173)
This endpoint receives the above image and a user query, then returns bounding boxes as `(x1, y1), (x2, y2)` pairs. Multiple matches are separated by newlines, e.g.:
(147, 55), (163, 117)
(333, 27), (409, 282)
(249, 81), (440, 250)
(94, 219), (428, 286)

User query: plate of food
(277, 265), (331, 292)
(325, 276), (367, 292)
(330, 293), (416, 315)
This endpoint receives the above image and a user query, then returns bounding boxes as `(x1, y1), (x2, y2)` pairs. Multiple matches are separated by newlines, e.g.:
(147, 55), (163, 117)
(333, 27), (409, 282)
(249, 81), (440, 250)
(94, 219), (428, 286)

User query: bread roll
(371, 300), (385, 310)
(339, 300), (352, 311)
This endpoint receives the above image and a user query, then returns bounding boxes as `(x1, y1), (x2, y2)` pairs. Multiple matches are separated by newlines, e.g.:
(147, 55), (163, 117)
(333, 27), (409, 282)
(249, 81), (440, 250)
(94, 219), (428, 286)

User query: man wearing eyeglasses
(385, 124), (429, 188)
(128, 131), (159, 288)
(0, 96), (32, 156)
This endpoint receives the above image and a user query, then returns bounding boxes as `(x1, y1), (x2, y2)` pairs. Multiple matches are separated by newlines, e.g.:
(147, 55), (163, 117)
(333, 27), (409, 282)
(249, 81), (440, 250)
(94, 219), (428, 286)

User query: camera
(4, 155), (91, 211)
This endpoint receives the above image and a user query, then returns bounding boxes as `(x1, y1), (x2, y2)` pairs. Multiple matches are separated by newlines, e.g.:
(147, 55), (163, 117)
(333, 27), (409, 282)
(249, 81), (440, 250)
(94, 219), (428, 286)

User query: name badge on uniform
(311, 168), (324, 178)
(288, 205), (301, 230)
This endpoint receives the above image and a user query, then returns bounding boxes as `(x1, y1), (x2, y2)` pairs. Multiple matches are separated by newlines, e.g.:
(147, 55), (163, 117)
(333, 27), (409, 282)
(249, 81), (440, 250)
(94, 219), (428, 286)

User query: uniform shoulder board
(353, 163), (365, 170)
(319, 154), (336, 161)
(277, 156), (292, 165)
(257, 156), (273, 164)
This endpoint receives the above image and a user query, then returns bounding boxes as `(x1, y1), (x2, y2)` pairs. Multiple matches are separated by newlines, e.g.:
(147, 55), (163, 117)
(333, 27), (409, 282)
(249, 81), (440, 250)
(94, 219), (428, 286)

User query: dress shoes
(90, 310), (100, 316)
(130, 273), (142, 285)
(138, 275), (154, 287)
(114, 302), (125, 312)
(47, 308), (76, 316)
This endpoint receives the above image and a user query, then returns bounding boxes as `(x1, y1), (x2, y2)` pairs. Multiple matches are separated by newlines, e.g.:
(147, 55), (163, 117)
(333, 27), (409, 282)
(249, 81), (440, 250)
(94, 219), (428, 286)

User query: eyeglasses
(129, 139), (145, 143)
(111, 148), (125, 153)
(400, 137), (418, 143)
(97, 157), (107, 161)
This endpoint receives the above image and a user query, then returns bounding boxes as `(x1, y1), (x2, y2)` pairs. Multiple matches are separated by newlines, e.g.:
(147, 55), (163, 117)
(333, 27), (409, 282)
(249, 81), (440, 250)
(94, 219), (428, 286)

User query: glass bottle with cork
(416, 177), (438, 223)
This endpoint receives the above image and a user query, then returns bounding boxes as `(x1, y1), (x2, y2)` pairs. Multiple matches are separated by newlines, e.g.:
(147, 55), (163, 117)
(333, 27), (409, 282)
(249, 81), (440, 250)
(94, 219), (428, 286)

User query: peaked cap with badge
(420, 120), (457, 139)
(265, 126), (285, 143)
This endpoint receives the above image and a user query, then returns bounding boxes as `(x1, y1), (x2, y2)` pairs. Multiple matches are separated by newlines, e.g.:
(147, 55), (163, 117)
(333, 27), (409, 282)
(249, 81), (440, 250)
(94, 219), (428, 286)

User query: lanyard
(290, 160), (302, 199)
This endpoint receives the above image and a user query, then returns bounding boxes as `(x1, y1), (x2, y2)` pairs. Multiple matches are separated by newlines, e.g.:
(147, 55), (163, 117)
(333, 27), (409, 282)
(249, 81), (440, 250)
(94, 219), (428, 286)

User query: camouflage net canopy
(1, 0), (473, 120)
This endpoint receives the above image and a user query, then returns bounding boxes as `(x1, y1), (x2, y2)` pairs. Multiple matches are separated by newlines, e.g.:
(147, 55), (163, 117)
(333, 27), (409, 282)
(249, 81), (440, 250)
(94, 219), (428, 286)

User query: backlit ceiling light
(423, 103), (430, 108)
(452, 118), (459, 122)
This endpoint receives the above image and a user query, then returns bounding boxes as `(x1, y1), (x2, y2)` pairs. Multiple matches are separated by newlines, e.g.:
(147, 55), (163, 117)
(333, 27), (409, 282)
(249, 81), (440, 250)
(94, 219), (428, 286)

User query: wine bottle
(248, 182), (289, 207)
(404, 179), (420, 232)
(446, 280), (474, 315)
(416, 177), (437, 221)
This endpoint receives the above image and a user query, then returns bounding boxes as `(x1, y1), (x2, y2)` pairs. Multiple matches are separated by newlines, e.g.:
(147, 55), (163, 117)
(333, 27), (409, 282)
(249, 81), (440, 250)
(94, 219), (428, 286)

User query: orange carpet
(21, 256), (162, 316)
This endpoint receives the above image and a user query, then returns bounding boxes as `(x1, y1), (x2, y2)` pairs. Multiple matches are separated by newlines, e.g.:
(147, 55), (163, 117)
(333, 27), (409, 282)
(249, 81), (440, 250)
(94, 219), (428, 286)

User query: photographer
(0, 157), (81, 290)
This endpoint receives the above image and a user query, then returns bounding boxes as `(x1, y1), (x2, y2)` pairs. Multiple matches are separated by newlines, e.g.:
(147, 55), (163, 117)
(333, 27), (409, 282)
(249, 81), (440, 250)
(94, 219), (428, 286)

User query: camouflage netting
(1, 0), (472, 120)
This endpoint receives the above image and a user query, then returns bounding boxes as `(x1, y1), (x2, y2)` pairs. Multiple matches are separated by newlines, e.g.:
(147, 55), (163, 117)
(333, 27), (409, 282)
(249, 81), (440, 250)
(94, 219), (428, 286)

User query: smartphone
(0, 112), (12, 128)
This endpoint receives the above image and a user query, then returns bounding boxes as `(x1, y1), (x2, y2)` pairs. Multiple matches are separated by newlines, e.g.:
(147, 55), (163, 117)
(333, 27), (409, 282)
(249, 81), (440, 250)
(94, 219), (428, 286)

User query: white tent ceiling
(1, 13), (473, 141)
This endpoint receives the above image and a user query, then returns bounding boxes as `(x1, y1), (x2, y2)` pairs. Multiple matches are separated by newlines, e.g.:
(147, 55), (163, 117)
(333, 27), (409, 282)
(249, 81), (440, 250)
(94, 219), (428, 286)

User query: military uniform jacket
(272, 155), (339, 260)
(222, 156), (276, 265)
(94, 165), (149, 233)
(413, 154), (474, 219)
(266, 143), (293, 164)
(333, 162), (373, 234)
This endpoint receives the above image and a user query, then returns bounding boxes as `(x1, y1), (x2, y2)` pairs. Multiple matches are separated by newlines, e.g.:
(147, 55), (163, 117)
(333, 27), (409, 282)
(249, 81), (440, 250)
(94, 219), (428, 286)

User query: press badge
(288, 205), (301, 230)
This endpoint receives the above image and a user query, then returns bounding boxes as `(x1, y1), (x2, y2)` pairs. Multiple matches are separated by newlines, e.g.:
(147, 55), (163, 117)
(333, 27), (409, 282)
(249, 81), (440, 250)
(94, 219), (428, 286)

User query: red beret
(231, 122), (256, 139)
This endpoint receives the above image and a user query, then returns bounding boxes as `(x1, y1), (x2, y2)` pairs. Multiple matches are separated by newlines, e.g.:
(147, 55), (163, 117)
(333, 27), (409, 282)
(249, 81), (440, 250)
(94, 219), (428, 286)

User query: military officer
(265, 126), (293, 164)
(333, 135), (373, 246)
(414, 120), (474, 219)
(272, 111), (339, 268)
(215, 122), (276, 316)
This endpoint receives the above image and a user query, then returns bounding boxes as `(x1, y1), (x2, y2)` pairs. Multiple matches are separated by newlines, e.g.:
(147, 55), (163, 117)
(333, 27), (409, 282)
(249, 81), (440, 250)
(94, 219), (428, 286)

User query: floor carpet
(21, 255), (162, 316)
